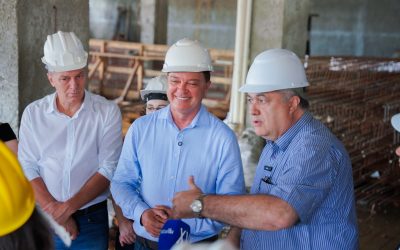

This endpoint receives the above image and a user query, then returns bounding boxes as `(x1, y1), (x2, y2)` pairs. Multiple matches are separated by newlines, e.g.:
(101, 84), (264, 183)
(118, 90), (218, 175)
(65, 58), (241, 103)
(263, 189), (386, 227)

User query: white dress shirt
(19, 90), (122, 209)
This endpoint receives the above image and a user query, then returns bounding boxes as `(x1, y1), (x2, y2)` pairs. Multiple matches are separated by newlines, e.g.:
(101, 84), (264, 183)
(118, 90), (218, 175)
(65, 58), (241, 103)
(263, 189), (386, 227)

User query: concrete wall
(18, 0), (90, 121)
(0, 0), (89, 132)
(90, 0), (140, 41)
(168, 0), (237, 49)
(310, 0), (400, 57)
(0, 1), (19, 130)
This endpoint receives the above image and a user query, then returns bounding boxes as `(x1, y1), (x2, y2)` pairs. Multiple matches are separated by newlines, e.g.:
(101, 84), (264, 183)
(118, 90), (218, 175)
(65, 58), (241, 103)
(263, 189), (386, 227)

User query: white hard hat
(42, 31), (88, 72)
(162, 38), (213, 73)
(391, 113), (400, 132)
(140, 75), (168, 101)
(239, 48), (309, 93)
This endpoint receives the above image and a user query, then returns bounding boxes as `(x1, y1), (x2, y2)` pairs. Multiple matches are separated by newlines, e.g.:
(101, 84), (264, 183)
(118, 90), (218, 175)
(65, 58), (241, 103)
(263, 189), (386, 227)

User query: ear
(289, 95), (300, 113)
(205, 80), (211, 90)
(47, 72), (56, 88)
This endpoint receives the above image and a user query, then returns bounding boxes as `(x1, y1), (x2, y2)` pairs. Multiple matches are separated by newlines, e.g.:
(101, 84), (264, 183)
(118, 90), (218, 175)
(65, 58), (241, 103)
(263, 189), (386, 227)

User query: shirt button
(178, 141), (183, 146)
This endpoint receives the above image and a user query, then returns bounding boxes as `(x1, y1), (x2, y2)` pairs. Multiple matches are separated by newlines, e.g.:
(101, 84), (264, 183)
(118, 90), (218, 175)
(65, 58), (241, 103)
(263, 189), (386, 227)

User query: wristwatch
(190, 194), (207, 217)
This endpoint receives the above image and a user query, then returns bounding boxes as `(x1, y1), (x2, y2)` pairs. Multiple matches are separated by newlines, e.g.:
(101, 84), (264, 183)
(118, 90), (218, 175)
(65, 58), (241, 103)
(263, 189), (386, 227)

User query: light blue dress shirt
(111, 105), (245, 242)
(241, 112), (359, 250)
(19, 91), (122, 208)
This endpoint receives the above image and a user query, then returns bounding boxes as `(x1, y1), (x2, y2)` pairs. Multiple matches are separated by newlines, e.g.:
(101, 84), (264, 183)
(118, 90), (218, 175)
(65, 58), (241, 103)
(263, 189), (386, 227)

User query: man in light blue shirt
(171, 49), (359, 249)
(111, 38), (245, 248)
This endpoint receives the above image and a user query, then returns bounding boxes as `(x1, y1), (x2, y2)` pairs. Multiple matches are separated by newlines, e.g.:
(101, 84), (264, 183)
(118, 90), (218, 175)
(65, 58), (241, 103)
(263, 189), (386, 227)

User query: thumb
(188, 175), (200, 190)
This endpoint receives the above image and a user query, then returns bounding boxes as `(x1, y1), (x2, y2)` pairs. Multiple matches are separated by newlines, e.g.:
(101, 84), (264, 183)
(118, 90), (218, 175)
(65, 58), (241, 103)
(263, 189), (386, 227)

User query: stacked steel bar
(305, 57), (400, 210)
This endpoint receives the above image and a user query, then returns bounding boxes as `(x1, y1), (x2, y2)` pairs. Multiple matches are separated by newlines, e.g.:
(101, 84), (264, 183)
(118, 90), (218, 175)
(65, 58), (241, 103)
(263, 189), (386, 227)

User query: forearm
(112, 197), (130, 223)
(111, 167), (147, 220)
(30, 177), (57, 207)
(5, 139), (18, 155)
(66, 172), (110, 212)
(201, 194), (298, 231)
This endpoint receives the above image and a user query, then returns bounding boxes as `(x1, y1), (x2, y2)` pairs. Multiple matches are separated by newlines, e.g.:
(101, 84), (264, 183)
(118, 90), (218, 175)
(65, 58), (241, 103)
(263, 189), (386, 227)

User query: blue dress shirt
(241, 112), (359, 250)
(111, 105), (245, 243)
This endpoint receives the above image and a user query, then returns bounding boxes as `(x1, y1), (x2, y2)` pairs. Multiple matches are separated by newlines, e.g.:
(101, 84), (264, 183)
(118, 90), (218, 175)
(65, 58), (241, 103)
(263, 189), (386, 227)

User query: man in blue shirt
(111, 38), (245, 249)
(171, 49), (359, 249)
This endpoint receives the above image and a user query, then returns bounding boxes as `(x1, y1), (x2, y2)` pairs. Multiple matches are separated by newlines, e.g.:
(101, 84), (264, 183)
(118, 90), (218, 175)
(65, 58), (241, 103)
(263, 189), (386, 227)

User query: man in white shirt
(18, 31), (124, 249)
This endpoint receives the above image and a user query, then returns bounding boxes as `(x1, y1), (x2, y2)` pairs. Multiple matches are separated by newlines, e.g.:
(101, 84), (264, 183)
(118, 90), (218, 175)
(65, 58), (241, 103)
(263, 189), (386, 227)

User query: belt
(136, 235), (158, 250)
(195, 234), (218, 243)
(73, 200), (107, 217)
(136, 234), (218, 250)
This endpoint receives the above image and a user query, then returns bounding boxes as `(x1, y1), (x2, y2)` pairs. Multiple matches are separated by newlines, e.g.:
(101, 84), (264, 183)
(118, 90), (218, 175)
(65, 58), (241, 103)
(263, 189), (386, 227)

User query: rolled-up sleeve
(98, 103), (123, 180)
(18, 107), (41, 180)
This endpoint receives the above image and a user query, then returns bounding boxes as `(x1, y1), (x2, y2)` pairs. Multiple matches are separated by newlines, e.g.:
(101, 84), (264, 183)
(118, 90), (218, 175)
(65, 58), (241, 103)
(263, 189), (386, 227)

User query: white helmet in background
(42, 31), (88, 72)
(162, 38), (213, 73)
(140, 75), (168, 101)
(391, 113), (400, 132)
(239, 48), (308, 93)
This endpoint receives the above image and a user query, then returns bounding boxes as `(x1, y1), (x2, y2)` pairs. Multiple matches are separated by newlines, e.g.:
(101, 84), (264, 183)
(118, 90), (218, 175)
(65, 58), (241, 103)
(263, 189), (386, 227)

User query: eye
(247, 97), (254, 104)
(169, 80), (179, 85)
(258, 97), (267, 104)
(187, 81), (200, 87)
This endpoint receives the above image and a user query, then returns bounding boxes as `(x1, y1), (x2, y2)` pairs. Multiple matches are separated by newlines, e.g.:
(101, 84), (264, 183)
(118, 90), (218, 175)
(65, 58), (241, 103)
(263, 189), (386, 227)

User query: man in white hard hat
(18, 31), (125, 249)
(111, 38), (245, 249)
(171, 49), (359, 249)
(141, 75), (169, 114)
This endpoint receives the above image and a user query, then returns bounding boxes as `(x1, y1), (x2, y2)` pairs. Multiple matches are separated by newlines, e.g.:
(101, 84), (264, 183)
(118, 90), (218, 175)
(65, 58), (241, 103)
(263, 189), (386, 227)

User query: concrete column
(140, 0), (168, 44)
(250, 0), (310, 59)
(0, 0), (89, 133)
(0, 1), (19, 131)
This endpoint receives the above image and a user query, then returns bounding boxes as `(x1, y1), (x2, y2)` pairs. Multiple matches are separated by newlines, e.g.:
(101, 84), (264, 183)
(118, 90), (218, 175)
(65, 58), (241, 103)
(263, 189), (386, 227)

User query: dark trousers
(54, 201), (108, 250)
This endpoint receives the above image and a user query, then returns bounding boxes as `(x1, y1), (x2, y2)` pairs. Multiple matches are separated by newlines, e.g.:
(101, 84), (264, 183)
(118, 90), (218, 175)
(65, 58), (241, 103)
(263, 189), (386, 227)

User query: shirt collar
(267, 111), (313, 152)
(45, 90), (92, 115)
(160, 104), (210, 129)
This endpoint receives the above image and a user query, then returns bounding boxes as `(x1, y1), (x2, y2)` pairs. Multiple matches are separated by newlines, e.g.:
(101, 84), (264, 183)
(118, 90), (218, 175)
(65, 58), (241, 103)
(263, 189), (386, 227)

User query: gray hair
(280, 88), (309, 110)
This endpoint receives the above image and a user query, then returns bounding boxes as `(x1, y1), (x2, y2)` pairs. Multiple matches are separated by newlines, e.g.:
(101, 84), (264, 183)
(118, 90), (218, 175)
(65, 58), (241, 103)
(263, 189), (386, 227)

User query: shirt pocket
(256, 166), (276, 194)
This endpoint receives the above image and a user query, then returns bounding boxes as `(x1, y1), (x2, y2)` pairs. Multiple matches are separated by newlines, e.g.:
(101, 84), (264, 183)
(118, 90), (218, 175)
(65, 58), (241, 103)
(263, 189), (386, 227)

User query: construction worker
(111, 38), (245, 249)
(171, 49), (359, 249)
(0, 141), (53, 250)
(18, 31), (126, 249)
(141, 75), (169, 114)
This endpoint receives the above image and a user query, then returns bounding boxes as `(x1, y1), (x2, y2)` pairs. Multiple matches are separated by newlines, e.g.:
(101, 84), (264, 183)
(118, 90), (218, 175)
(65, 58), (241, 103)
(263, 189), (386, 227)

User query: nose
(69, 77), (81, 90)
(250, 103), (260, 116)
(174, 81), (188, 94)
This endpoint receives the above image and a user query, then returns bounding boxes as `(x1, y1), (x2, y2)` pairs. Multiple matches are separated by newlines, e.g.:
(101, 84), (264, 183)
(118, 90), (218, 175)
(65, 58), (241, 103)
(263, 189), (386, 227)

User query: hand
(44, 201), (74, 225)
(172, 176), (203, 219)
(226, 226), (241, 248)
(118, 218), (136, 246)
(141, 206), (171, 237)
(63, 217), (79, 240)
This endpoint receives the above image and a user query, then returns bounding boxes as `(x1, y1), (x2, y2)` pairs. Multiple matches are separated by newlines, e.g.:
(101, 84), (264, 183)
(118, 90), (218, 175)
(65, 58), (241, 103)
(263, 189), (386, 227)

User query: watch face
(190, 200), (202, 213)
